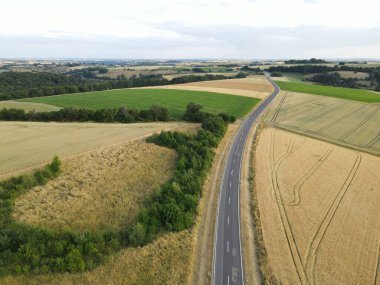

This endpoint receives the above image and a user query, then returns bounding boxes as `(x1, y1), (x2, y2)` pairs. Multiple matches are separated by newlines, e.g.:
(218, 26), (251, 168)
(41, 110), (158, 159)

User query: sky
(1, 0), (379, 59)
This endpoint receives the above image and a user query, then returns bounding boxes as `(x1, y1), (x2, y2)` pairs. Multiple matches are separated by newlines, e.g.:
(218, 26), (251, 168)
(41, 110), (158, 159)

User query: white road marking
(227, 241), (229, 253)
(228, 197), (230, 204)
(230, 181), (232, 188)
(228, 216), (230, 225)
(231, 169), (233, 176)
(228, 275), (230, 285)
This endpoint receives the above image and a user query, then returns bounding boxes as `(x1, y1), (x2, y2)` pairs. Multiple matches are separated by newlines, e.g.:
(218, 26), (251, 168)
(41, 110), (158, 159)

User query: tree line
(0, 72), (239, 101)
(0, 104), (235, 276)
(0, 105), (169, 123)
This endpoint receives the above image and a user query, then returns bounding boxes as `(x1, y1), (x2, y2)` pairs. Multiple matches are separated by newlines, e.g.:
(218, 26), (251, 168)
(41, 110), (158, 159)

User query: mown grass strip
(275, 81), (380, 103)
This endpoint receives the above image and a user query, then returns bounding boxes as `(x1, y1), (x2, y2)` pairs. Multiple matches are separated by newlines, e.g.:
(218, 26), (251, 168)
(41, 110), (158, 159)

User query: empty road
(213, 75), (280, 285)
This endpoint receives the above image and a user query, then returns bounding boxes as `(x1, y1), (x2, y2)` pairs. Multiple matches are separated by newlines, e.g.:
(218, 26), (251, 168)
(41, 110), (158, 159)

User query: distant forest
(0, 72), (245, 101)
(284, 58), (328, 64)
(268, 65), (380, 90)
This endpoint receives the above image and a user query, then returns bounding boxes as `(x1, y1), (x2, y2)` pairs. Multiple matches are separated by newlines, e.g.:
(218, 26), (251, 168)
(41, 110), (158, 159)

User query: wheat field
(0, 121), (192, 178)
(254, 127), (380, 285)
(264, 91), (380, 155)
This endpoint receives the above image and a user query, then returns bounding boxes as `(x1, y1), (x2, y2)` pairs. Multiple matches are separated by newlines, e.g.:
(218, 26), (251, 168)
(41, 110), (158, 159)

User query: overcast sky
(1, 0), (379, 59)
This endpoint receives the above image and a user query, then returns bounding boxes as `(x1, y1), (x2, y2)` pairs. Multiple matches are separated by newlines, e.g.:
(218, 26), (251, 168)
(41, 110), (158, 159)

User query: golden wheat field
(264, 92), (380, 155)
(0, 121), (193, 178)
(151, 76), (274, 99)
(12, 141), (176, 232)
(254, 127), (380, 285)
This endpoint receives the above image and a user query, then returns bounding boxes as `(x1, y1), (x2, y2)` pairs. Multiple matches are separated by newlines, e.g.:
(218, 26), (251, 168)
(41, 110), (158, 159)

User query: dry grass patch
(0, 121), (191, 178)
(151, 76), (274, 99)
(12, 141), (176, 232)
(255, 127), (380, 285)
(264, 91), (380, 155)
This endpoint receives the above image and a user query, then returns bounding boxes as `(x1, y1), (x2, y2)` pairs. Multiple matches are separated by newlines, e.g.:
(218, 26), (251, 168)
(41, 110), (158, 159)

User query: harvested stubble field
(20, 88), (258, 119)
(264, 92), (380, 155)
(254, 127), (380, 285)
(0, 121), (193, 178)
(12, 141), (176, 232)
(153, 76), (274, 99)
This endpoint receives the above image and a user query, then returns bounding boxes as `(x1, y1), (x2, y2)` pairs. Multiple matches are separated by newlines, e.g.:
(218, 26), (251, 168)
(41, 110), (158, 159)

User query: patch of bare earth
(254, 127), (380, 285)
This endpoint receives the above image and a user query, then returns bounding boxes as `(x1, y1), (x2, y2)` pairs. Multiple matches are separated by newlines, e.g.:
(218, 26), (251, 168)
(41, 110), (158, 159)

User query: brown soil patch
(12, 141), (176, 232)
(255, 127), (380, 285)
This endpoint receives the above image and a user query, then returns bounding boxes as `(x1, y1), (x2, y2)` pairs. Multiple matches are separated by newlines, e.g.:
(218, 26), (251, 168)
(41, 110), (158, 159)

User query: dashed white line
(228, 275), (230, 285)
(229, 181), (232, 188)
(228, 197), (230, 204)
(227, 241), (229, 253)
(227, 216), (230, 225)
(231, 169), (234, 176)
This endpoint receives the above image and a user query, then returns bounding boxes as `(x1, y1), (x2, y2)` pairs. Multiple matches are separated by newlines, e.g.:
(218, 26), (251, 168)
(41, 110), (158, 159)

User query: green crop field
(264, 91), (380, 155)
(20, 88), (259, 119)
(275, 80), (380, 103)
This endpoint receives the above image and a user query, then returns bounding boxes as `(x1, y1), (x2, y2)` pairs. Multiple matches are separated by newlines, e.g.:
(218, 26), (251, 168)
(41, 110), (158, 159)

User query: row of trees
(0, 105), (170, 123)
(0, 104), (235, 276)
(284, 58), (327, 64)
(0, 72), (237, 100)
(309, 72), (359, 88)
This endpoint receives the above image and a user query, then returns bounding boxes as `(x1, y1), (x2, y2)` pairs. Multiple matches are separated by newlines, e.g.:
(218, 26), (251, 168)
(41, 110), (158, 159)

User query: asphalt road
(213, 75), (280, 285)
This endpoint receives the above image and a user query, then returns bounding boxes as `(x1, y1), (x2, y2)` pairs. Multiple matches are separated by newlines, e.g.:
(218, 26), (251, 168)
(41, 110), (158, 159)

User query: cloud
(0, 0), (379, 59)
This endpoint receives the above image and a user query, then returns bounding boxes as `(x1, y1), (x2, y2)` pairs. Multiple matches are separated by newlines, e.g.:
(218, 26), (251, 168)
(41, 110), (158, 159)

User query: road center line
(229, 181), (232, 188)
(228, 197), (230, 204)
(227, 241), (229, 253)
(228, 216), (230, 225)
(231, 169), (233, 176)
(228, 275), (230, 285)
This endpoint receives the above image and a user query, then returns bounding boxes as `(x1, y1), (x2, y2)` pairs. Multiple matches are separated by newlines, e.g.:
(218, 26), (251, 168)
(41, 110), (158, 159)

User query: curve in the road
(213, 75), (280, 285)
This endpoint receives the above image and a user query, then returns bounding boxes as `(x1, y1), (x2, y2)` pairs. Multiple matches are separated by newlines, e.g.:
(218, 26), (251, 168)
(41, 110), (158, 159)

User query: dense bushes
(0, 157), (120, 276)
(130, 109), (230, 246)
(0, 157), (61, 226)
(183, 102), (236, 123)
(0, 105), (169, 123)
(0, 104), (234, 276)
